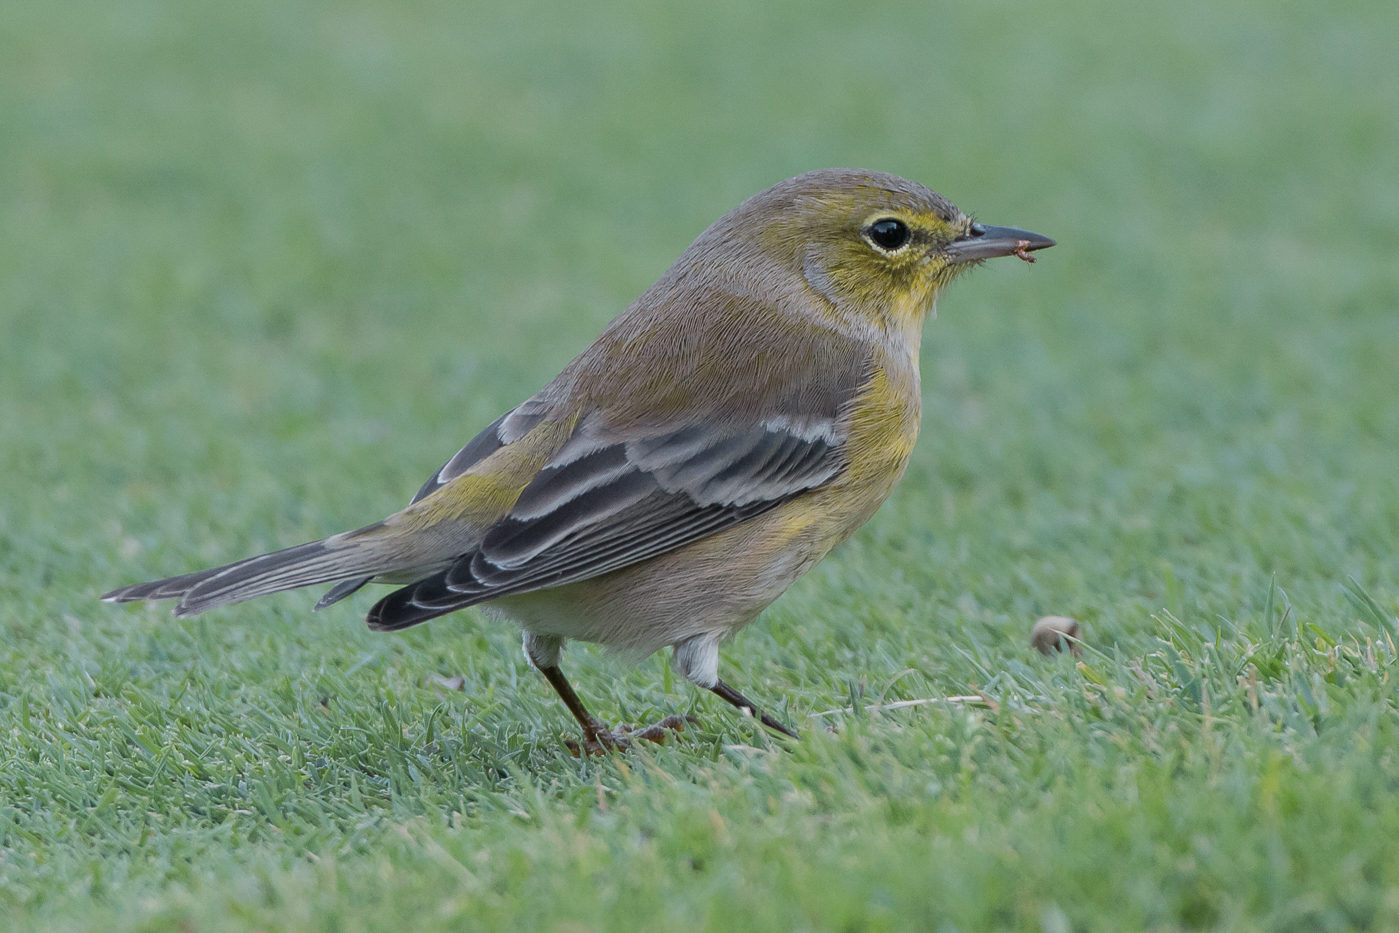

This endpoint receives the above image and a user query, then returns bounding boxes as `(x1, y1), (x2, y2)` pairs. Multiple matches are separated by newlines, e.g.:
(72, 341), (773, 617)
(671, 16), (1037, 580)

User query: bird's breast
(790, 353), (921, 552)
(840, 359), (920, 489)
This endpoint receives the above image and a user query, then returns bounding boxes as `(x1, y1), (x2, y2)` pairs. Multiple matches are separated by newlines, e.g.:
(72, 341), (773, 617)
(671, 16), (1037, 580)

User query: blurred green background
(3, 1), (1397, 930)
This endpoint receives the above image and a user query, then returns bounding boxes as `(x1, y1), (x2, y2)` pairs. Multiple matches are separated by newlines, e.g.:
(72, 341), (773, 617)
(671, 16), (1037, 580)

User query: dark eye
(866, 218), (911, 251)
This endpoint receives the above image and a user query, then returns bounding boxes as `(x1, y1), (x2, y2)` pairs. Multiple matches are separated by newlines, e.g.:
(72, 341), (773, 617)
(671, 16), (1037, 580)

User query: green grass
(3, 0), (1398, 929)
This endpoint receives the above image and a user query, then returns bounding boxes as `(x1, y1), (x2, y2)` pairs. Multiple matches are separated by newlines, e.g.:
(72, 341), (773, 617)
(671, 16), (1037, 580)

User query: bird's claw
(566, 714), (696, 757)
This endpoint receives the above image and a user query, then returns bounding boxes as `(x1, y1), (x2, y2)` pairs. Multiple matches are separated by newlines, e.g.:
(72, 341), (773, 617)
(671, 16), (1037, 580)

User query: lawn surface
(3, 1), (1398, 930)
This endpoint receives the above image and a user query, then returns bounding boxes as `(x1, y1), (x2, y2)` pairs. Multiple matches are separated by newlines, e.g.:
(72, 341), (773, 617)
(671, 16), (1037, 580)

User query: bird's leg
(708, 679), (800, 739)
(525, 634), (688, 755)
(672, 636), (798, 740)
(535, 662), (621, 754)
(536, 665), (691, 755)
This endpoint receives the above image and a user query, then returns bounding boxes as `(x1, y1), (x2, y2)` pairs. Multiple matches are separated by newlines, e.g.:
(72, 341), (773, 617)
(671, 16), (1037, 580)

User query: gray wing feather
(366, 420), (843, 629)
(317, 404), (536, 609)
(408, 392), (556, 505)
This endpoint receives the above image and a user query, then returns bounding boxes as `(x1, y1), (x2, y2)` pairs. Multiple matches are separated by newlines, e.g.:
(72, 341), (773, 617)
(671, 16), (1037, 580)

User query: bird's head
(702, 169), (1054, 333)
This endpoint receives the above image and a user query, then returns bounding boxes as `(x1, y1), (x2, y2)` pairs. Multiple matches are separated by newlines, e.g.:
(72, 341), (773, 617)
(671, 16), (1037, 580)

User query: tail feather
(102, 535), (402, 617)
(314, 576), (371, 610)
(101, 565), (240, 605)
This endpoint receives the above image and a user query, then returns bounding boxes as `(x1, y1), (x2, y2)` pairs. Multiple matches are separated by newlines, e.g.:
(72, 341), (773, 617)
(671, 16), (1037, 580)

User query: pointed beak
(945, 223), (1056, 264)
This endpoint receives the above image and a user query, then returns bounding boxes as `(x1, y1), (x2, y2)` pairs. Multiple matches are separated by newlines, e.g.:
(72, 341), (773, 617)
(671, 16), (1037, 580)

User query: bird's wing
(365, 413), (848, 630)
(404, 386), (563, 504)
(314, 396), (557, 608)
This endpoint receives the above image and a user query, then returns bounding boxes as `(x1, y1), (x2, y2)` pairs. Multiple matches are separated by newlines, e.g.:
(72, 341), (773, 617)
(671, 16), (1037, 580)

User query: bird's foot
(566, 714), (696, 757)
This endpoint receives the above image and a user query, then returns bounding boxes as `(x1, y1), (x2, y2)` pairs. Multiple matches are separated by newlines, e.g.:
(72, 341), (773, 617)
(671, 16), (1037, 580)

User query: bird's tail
(101, 524), (407, 617)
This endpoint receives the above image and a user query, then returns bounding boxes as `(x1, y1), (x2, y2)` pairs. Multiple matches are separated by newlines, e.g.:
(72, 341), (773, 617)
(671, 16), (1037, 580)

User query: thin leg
(534, 662), (689, 756)
(709, 679), (800, 739)
(536, 663), (612, 743)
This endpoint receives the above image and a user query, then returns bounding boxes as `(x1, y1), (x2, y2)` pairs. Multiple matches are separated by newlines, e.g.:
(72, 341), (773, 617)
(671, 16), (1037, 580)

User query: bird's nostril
(968, 223), (987, 237)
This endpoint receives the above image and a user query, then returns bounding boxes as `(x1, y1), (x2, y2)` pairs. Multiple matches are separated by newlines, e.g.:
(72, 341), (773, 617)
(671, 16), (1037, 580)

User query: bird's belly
(490, 505), (823, 659)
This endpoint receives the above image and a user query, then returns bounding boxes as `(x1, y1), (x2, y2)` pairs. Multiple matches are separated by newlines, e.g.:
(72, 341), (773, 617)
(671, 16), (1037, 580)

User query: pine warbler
(105, 169), (1053, 753)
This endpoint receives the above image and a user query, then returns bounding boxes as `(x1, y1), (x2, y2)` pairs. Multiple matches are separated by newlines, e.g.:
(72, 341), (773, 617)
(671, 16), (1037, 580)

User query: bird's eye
(866, 218), (911, 251)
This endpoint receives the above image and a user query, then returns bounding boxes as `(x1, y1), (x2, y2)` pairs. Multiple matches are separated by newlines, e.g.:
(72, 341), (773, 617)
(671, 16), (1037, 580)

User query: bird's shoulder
(391, 271), (931, 538)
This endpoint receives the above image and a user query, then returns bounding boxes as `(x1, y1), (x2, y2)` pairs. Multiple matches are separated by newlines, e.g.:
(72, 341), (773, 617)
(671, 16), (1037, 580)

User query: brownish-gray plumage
(105, 169), (1053, 752)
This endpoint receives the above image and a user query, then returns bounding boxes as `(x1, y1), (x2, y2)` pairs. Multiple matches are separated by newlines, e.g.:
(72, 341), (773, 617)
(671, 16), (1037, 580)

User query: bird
(103, 169), (1054, 753)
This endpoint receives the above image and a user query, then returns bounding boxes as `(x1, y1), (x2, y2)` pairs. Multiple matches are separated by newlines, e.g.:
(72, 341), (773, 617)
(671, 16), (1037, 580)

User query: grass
(3, 0), (1398, 929)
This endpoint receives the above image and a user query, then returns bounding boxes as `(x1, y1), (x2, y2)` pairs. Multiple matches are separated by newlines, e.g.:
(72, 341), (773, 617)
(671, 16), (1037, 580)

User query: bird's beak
(945, 223), (1056, 264)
